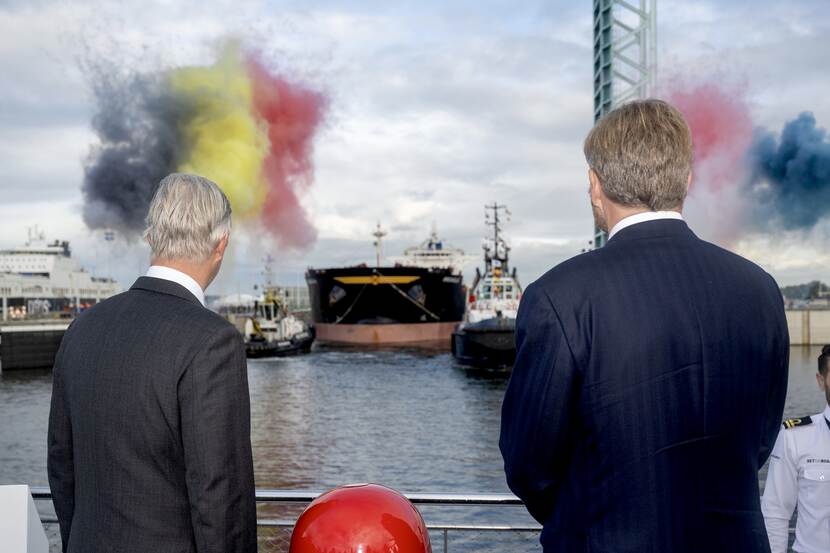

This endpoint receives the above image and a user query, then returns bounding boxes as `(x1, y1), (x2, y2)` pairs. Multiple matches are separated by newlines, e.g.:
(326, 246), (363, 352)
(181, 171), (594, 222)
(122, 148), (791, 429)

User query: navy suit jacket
(500, 219), (788, 553)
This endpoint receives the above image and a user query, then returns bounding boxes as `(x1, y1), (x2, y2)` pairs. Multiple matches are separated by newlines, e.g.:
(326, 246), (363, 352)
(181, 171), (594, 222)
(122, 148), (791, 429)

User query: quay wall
(786, 310), (830, 345)
(0, 311), (828, 371)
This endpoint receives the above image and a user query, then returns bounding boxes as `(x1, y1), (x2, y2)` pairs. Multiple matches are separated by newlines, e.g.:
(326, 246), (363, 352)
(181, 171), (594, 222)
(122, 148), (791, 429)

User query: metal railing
(29, 487), (541, 553)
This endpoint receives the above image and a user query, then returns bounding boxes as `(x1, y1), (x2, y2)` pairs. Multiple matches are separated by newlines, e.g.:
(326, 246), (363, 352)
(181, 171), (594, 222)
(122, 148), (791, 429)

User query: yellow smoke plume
(169, 42), (268, 220)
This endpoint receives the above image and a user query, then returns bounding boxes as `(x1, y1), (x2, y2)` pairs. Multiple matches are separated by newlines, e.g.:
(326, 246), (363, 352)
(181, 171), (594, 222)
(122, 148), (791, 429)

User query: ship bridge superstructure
(466, 203), (522, 323)
(388, 225), (476, 273)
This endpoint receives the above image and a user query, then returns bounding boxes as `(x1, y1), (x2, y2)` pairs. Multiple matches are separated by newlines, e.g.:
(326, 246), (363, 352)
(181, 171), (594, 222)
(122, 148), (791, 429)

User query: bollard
(289, 483), (432, 553)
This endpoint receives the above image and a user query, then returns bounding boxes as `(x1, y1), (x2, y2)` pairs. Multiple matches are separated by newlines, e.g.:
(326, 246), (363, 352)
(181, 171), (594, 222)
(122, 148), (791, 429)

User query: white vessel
(387, 224), (476, 273)
(465, 204), (521, 323)
(0, 228), (121, 320)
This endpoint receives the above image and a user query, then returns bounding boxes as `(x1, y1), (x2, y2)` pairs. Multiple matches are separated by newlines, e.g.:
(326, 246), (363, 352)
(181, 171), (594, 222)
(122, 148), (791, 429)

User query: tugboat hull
(245, 327), (316, 358)
(451, 317), (516, 368)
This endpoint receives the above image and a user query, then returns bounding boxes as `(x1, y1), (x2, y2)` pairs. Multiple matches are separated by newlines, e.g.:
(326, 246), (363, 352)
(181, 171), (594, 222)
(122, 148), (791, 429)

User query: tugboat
(306, 224), (475, 345)
(452, 203), (522, 368)
(243, 287), (315, 358)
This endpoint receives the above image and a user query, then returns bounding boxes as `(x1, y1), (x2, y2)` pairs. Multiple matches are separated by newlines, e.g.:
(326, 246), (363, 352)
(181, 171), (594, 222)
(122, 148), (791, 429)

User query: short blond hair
(584, 99), (692, 211)
(143, 173), (232, 261)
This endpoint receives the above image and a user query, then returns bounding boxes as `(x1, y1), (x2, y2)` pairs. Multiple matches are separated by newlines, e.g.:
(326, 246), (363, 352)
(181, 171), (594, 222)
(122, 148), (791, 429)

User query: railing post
(443, 528), (448, 553)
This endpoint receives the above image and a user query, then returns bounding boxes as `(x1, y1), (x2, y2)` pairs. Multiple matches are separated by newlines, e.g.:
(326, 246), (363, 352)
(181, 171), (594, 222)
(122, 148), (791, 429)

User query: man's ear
(588, 168), (603, 207)
(817, 372), (826, 391)
(214, 234), (229, 262)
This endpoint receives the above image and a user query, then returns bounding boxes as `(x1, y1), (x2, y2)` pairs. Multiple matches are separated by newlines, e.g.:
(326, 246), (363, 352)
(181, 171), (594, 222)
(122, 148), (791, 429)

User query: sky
(1, 0), (829, 297)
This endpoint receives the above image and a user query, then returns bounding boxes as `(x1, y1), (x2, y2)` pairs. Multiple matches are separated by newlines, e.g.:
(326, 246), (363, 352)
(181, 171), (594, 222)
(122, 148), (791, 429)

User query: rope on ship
(334, 284), (368, 324)
(332, 270), (441, 324)
(379, 271), (441, 322)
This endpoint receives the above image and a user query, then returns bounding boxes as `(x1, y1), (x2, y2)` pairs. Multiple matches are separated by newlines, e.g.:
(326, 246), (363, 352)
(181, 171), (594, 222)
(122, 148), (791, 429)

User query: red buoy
(289, 483), (432, 553)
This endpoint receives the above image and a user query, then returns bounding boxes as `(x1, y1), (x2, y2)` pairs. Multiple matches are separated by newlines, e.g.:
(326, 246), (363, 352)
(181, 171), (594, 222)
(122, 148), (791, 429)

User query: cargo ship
(306, 224), (474, 345)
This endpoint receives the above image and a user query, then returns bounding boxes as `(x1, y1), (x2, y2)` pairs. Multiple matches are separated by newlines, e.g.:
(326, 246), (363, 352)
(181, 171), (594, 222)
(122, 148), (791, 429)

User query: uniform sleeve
(178, 325), (257, 553)
(761, 429), (797, 553)
(499, 283), (580, 524)
(47, 332), (75, 552)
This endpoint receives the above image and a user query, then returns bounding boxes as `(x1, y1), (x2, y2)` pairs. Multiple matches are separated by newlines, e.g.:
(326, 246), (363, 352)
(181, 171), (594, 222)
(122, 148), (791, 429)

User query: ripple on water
(0, 346), (825, 551)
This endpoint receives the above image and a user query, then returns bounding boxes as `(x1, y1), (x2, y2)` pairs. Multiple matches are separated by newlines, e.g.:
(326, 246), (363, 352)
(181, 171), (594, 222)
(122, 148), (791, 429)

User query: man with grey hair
(500, 100), (788, 552)
(48, 173), (257, 553)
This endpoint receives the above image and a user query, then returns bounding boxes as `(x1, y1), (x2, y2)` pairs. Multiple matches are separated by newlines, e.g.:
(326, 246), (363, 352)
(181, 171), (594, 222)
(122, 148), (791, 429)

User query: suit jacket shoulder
(532, 249), (604, 304)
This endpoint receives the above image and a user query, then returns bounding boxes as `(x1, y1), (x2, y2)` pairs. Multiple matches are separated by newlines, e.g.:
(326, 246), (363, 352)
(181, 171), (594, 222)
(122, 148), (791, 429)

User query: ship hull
(316, 321), (458, 345)
(245, 328), (316, 358)
(306, 266), (465, 346)
(451, 317), (516, 368)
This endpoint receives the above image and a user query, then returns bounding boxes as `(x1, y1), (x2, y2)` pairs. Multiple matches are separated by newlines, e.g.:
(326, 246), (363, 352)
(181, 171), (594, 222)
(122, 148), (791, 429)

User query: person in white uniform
(762, 344), (830, 553)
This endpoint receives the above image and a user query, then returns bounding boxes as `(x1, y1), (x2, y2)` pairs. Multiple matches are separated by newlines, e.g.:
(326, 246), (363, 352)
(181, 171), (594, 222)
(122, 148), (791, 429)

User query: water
(247, 346), (508, 491)
(0, 345), (825, 551)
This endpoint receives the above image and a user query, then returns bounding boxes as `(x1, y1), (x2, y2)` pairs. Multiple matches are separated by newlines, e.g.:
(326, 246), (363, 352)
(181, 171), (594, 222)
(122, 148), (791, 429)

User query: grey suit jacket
(48, 276), (257, 553)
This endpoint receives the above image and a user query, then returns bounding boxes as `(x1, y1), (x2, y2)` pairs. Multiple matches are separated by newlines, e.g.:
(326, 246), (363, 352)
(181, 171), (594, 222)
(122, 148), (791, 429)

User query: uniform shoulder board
(782, 416), (813, 429)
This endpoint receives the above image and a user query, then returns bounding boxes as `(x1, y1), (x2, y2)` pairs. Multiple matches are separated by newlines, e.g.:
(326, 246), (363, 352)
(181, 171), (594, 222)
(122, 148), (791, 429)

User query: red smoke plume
(248, 56), (326, 249)
(666, 83), (754, 193)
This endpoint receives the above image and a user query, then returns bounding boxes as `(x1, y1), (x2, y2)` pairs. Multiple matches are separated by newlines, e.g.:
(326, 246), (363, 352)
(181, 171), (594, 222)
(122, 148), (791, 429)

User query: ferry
(0, 228), (120, 320)
(0, 228), (121, 369)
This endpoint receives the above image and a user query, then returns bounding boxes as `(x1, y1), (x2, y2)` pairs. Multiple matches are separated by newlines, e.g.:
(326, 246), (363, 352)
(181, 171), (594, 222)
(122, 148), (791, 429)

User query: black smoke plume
(82, 66), (191, 234)
(749, 112), (830, 230)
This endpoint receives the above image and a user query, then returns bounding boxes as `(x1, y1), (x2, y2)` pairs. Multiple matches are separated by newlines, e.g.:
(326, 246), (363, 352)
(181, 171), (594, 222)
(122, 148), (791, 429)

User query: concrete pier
(786, 309), (830, 345)
(0, 322), (70, 371)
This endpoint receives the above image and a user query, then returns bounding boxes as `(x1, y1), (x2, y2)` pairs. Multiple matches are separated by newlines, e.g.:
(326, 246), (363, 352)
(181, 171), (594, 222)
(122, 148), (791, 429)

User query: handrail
(30, 486), (527, 507)
(28, 487), (542, 553)
(29, 485), (796, 549)
(255, 489), (525, 505)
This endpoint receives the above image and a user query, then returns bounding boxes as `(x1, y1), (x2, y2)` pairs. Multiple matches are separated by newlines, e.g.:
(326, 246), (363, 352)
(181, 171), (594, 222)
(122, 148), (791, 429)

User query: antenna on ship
(484, 202), (510, 272)
(262, 254), (276, 288)
(372, 222), (387, 268)
(26, 225), (45, 247)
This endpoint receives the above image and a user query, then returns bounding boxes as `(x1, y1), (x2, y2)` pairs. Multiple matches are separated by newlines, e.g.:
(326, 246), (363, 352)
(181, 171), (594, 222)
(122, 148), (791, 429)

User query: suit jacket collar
(606, 218), (694, 245)
(130, 276), (202, 306)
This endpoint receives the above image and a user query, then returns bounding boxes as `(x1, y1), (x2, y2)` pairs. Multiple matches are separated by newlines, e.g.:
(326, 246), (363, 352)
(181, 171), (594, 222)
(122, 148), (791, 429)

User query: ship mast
(262, 254), (275, 288)
(372, 222), (387, 268)
(484, 202), (511, 273)
(26, 225), (45, 247)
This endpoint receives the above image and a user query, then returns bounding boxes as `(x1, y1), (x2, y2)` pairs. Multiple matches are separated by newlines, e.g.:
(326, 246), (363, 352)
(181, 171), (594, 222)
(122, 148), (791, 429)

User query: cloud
(1, 0), (829, 294)
(734, 224), (830, 286)
(0, 126), (93, 202)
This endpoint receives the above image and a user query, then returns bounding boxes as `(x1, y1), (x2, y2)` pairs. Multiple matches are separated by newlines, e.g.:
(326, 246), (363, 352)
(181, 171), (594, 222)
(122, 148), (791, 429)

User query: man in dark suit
(500, 100), (789, 553)
(48, 173), (257, 553)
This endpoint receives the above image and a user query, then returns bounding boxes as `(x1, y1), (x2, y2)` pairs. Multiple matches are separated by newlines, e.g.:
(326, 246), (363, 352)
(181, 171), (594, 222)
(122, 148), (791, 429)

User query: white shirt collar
(145, 265), (206, 306)
(608, 211), (684, 241)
